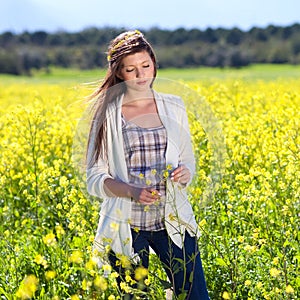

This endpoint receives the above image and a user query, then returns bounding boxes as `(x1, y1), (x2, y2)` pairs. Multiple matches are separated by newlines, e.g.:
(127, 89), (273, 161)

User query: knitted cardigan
(87, 90), (198, 259)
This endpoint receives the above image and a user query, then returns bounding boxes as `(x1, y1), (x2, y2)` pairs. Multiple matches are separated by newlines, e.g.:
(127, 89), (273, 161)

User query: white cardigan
(87, 91), (198, 259)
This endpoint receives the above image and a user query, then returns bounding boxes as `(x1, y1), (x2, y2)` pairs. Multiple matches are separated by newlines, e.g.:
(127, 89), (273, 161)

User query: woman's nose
(136, 68), (144, 77)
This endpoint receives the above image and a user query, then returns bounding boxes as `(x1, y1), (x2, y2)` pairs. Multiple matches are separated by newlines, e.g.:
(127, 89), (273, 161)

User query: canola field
(0, 66), (299, 299)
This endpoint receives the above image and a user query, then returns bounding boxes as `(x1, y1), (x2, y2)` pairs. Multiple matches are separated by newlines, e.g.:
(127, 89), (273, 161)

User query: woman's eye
(126, 69), (134, 72)
(143, 65), (150, 68)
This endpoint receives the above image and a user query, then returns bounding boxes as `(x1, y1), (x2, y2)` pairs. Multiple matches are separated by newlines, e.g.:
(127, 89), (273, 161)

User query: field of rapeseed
(0, 67), (299, 299)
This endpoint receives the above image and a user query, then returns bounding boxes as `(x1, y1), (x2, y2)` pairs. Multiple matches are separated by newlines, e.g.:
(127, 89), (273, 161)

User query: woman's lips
(136, 80), (148, 85)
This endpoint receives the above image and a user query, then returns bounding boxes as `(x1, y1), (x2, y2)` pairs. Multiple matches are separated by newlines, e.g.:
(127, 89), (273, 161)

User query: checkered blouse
(122, 116), (167, 231)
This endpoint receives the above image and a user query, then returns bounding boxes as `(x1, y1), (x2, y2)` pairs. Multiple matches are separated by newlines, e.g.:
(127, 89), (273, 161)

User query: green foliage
(1, 24), (300, 74)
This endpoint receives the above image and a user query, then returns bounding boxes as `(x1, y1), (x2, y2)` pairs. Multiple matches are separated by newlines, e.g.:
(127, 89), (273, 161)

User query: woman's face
(117, 51), (155, 91)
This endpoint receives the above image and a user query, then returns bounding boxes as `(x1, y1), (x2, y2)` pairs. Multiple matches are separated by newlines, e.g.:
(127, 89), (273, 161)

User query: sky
(0, 0), (299, 33)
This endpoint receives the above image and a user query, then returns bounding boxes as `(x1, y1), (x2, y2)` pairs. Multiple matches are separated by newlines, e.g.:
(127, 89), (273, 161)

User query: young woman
(86, 30), (210, 299)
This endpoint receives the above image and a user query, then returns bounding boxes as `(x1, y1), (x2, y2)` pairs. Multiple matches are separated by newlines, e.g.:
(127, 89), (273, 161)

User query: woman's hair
(87, 30), (157, 166)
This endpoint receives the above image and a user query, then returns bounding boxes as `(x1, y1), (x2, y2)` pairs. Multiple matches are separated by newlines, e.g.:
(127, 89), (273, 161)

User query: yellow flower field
(0, 70), (299, 299)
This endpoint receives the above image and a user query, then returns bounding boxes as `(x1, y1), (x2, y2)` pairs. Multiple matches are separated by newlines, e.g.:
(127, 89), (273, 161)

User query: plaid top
(122, 116), (167, 231)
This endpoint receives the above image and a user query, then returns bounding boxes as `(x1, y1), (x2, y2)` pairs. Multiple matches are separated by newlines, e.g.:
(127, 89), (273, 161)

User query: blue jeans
(131, 229), (210, 300)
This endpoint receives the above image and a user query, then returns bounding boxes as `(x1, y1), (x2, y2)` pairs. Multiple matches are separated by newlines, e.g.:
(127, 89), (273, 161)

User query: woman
(86, 30), (210, 299)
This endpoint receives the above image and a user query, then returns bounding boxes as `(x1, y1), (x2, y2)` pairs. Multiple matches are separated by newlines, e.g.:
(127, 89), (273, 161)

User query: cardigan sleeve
(86, 125), (113, 199)
(167, 94), (195, 186)
(155, 92), (195, 187)
(178, 97), (196, 186)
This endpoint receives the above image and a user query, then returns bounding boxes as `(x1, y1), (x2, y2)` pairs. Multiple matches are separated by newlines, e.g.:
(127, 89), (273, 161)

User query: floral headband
(107, 30), (144, 63)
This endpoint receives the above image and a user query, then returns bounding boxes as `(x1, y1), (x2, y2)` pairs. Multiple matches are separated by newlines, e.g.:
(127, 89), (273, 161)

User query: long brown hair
(87, 30), (158, 166)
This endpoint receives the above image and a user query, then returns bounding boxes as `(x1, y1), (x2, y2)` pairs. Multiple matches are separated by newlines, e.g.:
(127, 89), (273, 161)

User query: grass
(1, 64), (300, 85)
(158, 64), (300, 82)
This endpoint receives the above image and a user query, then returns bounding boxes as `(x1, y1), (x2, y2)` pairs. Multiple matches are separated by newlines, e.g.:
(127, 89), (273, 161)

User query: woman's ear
(116, 65), (124, 80)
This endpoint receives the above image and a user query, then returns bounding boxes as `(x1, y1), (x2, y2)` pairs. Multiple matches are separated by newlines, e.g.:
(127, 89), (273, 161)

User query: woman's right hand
(103, 178), (161, 205)
(130, 186), (161, 205)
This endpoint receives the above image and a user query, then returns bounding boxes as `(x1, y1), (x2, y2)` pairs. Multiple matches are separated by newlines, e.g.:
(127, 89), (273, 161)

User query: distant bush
(0, 23), (300, 74)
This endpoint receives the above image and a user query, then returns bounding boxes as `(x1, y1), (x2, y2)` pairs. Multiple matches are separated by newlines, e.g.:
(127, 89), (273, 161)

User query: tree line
(1, 24), (300, 75)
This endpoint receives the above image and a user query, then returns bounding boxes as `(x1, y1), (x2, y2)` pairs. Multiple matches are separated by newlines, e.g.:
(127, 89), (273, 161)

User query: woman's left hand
(170, 165), (191, 185)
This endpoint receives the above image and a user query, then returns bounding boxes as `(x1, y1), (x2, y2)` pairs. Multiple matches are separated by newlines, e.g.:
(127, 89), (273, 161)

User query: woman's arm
(104, 178), (161, 204)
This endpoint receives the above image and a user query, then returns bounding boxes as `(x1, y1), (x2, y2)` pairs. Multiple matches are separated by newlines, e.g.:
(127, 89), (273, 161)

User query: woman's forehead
(121, 51), (152, 65)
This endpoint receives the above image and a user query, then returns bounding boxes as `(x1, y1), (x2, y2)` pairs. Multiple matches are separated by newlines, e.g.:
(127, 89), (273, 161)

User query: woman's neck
(123, 88), (154, 106)
(122, 89), (162, 128)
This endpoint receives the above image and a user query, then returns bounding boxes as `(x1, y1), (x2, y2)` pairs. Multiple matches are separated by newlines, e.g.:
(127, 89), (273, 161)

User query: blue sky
(0, 0), (299, 33)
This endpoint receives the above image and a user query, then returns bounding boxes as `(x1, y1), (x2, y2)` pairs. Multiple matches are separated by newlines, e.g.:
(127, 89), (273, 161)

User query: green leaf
(216, 257), (227, 266)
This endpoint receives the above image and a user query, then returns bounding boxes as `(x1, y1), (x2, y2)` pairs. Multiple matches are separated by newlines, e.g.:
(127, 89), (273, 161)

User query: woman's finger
(171, 165), (190, 184)
(138, 189), (161, 204)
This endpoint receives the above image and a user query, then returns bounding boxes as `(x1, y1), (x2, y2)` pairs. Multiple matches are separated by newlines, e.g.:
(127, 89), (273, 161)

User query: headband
(107, 30), (144, 63)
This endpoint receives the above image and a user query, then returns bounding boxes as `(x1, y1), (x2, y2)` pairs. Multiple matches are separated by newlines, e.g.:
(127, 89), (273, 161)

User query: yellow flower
(168, 213), (176, 221)
(166, 164), (173, 171)
(199, 219), (207, 227)
(69, 250), (83, 264)
(70, 295), (80, 300)
(56, 203), (63, 210)
(45, 270), (56, 281)
(222, 291), (230, 299)
(105, 245), (111, 253)
(116, 254), (131, 269)
(42, 232), (57, 246)
(125, 274), (136, 285)
(102, 264), (112, 272)
(123, 237), (130, 246)
(103, 237), (113, 244)
(244, 244), (257, 253)
(85, 258), (97, 273)
(272, 257), (279, 265)
(120, 282), (130, 293)
(275, 287), (281, 293)
(163, 170), (170, 179)
(82, 278), (92, 290)
(108, 296), (116, 300)
(144, 278), (151, 286)
(285, 285), (294, 294)
(55, 225), (65, 237)
(245, 280), (251, 286)
(270, 267), (281, 277)
(135, 266), (148, 281)
(151, 169), (157, 175)
(110, 222), (120, 231)
(111, 272), (119, 279)
(16, 274), (39, 299)
(238, 236), (244, 243)
(59, 176), (69, 188)
(34, 254), (48, 268)
(263, 294), (270, 300)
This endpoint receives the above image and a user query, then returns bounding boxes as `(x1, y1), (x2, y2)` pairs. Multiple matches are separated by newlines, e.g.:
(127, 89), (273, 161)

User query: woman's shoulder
(106, 93), (124, 111)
